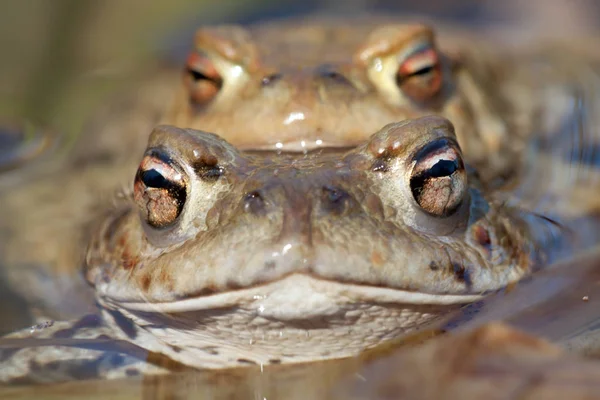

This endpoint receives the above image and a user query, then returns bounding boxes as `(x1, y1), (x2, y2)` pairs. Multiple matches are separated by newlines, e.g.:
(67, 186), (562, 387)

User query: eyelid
(186, 51), (211, 68)
(398, 48), (438, 76)
(186, 51), (221, 80)
(139, 157), (180, 183)
(397, 39), (435, 64)
(414, 148), (461, 175)
(411, 138), (460, 163)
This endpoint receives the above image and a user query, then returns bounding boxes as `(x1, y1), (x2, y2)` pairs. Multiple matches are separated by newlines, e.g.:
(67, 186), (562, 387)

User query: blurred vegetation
(0, 0), (284, 145)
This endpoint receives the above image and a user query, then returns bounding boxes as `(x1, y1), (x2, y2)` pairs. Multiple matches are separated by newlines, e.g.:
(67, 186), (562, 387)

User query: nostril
(243, 191), (266, 215)
(323, 186), (346, 203)
(315, 65), (351, 85)
(261, 73), (282, 86)
(320, 185), (351, 215)
(323, 71), (343, 80)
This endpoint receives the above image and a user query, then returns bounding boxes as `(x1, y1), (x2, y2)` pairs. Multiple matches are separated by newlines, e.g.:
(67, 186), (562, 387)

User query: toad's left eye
(409, 138), (466, 217)
(184, 52), (223, 106)
(396, 42), (442, 101)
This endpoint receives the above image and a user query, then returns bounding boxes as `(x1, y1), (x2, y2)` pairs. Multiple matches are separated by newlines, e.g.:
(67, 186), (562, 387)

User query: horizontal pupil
(427, 159), (458, 178)
(187, 67), (223, 87)
(188, 69), (209, 82)
(141, 169), (170, 188)
(411, 65), (434, 77)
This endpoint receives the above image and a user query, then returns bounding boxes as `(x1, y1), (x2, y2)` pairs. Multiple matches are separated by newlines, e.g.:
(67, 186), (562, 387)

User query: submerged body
(0, 17), (595, 382)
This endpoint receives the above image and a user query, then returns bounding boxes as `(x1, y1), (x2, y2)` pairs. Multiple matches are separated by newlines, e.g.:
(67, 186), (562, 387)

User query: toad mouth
(102, 273), (484, 316)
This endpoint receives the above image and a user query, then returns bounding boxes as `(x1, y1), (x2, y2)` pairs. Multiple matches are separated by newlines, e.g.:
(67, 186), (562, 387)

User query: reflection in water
(0, 122), (59, 176)
(3, 317), (600, 398)
(0, 122), (59, 182)
(502, 50), (600, 265)
(447, 248), (600, 356)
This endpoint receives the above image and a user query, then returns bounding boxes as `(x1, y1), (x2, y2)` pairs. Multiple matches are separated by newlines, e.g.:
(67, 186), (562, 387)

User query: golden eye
(133, 151), (187, 229)
(396, 41), (442, 101)
(184, 52), (223, 105)
(409, 138), (466, 217)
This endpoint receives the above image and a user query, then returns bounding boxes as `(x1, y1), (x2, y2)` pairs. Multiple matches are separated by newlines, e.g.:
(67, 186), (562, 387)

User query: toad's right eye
(396, 39), (442, 101)
(133, 151), (187, 229)
(409, 138), (466, 218)
(184, 52), (223, 105)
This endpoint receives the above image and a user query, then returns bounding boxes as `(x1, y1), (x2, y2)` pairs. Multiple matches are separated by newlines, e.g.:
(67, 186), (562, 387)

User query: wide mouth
(102, 273), (484, 316)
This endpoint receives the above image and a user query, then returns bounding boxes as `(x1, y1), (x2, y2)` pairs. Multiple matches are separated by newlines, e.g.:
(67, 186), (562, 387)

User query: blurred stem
(23, 0), (94, 124)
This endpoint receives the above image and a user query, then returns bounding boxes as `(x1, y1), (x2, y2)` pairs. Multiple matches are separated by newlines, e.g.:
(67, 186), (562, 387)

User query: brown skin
(78, 117), (536, 371)
(166, 21), (526, 182)
(87, 117), (533, 303)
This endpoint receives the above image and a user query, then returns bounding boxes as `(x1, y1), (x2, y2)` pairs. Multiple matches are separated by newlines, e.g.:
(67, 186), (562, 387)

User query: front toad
(82, 116), (534, 369)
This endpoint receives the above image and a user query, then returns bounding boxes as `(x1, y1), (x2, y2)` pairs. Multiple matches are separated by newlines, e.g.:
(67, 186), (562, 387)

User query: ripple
(0, 121), (59, 174)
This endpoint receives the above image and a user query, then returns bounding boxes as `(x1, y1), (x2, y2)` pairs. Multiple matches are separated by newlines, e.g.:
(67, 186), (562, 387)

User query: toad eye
(133, 151), (187, 229)
(409, 138), (466, 217)
(184, 52), (223, 105)
(396, 41), (442, 101)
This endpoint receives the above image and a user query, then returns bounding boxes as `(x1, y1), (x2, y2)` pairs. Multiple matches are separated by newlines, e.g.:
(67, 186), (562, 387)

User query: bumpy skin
(0, 18), (571, 383)
(77, 117), (535, 370)
(165, 21), (528, 182)
(89, 118), (531, 301)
